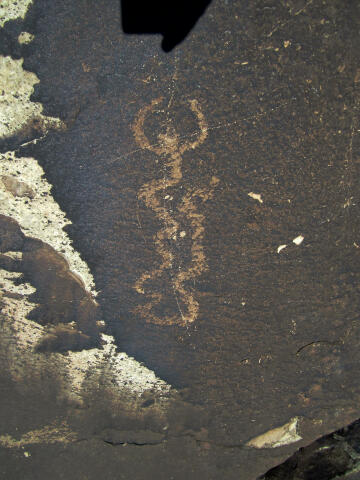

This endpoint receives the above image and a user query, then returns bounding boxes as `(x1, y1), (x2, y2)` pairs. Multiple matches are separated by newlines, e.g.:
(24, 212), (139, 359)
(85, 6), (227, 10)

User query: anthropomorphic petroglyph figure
(133, 97), (219, 326)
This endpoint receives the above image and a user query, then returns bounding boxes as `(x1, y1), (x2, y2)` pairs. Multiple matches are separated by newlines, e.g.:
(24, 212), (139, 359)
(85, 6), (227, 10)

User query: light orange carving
(133, 98), (219, 326)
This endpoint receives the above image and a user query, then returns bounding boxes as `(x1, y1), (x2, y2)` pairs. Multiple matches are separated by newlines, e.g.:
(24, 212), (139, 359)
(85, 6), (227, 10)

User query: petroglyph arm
(179, 99), (208, 154)
(132, 97), (165, 155)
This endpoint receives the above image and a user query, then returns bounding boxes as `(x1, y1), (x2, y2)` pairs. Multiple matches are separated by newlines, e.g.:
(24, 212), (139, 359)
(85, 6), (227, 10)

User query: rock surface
(0, 0), (360, 479)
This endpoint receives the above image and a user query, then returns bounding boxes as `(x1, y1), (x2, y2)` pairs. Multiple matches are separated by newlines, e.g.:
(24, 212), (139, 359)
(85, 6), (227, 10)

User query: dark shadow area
(260, 419), (360, 480)
(0, 214), (102, 353)
(121, 0), (212, 51)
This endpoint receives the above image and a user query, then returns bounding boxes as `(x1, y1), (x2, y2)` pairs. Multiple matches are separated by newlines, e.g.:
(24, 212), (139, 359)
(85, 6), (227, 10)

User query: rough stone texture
(0, 0), (33, 28)
(0, 152), (96, 292)
(262, 418), (360, 479)
(0, 0), (360, 479)
(0, 55), (63, 142)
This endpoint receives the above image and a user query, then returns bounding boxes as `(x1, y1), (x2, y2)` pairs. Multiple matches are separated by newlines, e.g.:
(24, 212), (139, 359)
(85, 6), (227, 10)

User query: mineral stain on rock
(1, 174), (35, 198)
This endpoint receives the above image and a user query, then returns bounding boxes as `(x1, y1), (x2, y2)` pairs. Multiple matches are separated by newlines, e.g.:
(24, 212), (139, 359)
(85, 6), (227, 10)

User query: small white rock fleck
(277, 244), (287, 254)
(18, 32), (35, 44)
(246, 417), (301, 449)
(180, 231), (186, 238)
(248, 192), (263, 204)
(343, 198), (353, 208)
(293, 235), (304, 246)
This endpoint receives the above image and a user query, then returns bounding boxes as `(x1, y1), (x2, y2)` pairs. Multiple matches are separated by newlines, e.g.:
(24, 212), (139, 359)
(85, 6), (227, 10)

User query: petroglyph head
(133, 97), (208, 157)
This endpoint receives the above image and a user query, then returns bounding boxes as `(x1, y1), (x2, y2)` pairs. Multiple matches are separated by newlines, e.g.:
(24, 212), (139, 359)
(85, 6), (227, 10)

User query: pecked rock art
(133, 97), (219, 326)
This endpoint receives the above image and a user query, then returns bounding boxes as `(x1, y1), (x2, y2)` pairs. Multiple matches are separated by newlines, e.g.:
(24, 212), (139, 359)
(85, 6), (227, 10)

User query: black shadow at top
(121, 0), (212, 52)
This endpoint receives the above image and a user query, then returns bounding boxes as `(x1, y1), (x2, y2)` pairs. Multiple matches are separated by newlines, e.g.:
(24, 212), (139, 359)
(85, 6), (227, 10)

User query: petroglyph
(133, 98), (219, 326)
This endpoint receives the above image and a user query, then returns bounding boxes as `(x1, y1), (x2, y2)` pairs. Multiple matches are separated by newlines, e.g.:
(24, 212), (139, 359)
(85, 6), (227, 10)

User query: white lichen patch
(0, 0), (33, 28)
(246, 417), (302, 448)
(293, 235), (304, 246)
(0, 56), (63, 140)
(18, 31), (35, 44)
(248, 192), (263, 203)
(0, 152), (96, 293)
